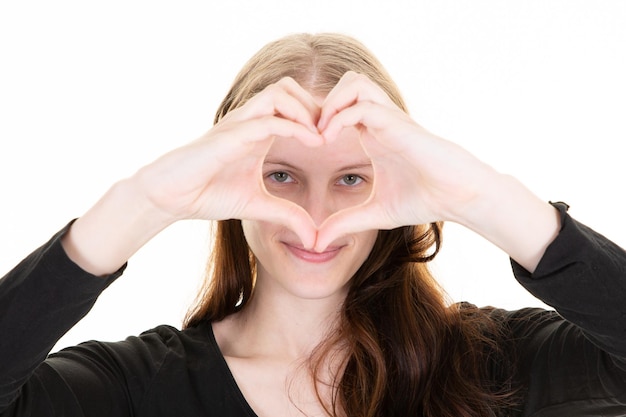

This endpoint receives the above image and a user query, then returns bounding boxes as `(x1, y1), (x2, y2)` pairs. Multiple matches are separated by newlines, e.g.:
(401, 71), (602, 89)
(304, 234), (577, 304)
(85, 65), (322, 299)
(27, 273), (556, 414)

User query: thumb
(314, 203), (387, 252)
(248, 197), (318, 249)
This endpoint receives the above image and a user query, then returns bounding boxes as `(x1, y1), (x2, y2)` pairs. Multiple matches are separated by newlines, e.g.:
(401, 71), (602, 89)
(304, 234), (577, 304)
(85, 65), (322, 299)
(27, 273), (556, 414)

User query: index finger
(228, 77), (321, 132)
(318, 71), (395, 131)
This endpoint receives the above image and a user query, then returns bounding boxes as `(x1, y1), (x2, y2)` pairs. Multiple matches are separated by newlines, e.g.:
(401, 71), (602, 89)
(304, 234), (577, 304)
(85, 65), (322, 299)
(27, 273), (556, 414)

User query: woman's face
(242, 126), (378, 301)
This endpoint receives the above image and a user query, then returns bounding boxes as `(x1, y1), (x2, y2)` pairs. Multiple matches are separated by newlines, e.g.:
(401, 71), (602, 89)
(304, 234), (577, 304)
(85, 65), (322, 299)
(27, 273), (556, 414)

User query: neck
(220, 276), (346, 362)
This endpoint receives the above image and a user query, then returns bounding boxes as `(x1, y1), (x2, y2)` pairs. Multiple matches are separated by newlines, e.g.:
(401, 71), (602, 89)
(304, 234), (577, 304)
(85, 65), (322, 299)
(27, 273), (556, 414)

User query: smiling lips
(283, 242), (343, 263)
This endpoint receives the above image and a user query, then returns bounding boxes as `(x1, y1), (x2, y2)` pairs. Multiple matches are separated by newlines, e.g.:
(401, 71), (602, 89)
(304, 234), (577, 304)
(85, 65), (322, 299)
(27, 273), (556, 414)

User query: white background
(1, 1), (625, 353)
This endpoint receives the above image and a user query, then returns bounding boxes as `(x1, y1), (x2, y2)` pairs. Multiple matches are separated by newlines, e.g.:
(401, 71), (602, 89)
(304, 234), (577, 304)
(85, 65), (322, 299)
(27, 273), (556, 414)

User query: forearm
(448, 172), (561, 273)
(61, 177), (175, 276)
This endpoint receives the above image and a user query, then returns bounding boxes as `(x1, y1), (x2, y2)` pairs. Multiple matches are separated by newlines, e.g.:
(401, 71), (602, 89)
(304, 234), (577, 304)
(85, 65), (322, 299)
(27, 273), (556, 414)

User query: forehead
(265, 126), (370, 170)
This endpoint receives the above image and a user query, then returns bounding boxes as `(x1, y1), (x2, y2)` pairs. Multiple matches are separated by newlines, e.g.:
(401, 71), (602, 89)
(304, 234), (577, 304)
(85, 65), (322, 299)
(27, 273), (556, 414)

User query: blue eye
(270, 171), (293, 183)
(339, 174), (363, 186)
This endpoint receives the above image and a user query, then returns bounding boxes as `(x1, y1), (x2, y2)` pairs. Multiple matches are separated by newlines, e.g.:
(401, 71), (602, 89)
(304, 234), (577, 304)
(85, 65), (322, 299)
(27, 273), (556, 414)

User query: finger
(234, 89), (317, 132)
(274, 77), (322, 125)
(314, 203), (392, 252)
(321, 101), (401, 144)
(232, 116), (324, 148)
(245, 197), (319, 249)
(228, 78), (320, 132)
(318, 71), (395, 131)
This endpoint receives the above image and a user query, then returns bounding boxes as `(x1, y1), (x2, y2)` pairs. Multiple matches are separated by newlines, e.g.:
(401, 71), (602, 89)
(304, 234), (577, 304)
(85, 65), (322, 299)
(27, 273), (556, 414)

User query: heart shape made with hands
(256, 94), (410, 252)
(261, 122), (378, 251)
(247, 72), (441, 252)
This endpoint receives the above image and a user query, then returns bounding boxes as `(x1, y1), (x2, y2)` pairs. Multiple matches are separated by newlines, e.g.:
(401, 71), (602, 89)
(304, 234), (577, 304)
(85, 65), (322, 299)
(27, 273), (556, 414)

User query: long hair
(184, 33), (516, 417)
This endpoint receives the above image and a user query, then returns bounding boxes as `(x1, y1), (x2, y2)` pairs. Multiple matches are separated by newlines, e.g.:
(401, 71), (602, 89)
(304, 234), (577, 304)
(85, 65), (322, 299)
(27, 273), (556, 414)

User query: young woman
(0, 33), (624, 417)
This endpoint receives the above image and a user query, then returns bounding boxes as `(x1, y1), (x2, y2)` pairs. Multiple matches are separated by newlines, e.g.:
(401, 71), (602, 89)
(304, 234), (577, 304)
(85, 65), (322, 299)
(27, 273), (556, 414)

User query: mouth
(282, 242), (344, 264)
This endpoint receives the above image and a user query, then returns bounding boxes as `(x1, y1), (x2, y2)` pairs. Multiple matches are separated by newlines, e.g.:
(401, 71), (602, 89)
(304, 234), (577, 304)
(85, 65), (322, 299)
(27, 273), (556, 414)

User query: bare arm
(61, 78), (324, 276)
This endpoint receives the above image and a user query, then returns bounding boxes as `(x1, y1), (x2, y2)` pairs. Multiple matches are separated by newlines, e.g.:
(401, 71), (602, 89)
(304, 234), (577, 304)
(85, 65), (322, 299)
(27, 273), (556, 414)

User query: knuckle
(353, 72), (371, 86)
(344, 71), (366, 82)
(263, 83), (281, 95)
(276, 76), (296, 87)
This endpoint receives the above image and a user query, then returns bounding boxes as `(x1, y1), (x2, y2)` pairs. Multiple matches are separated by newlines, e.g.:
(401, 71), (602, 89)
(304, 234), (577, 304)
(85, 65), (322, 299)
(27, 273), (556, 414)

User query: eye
(338, 174), (363, 186)
(268, 171), (294, 183)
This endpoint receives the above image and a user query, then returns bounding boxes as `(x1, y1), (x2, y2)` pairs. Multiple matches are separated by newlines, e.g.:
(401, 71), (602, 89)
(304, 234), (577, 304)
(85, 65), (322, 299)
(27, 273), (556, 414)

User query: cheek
(241, 220), (265, 255)
(352, 230), (380, 267)
(363, 229), (379, 249)
(241, 220), (285, 261)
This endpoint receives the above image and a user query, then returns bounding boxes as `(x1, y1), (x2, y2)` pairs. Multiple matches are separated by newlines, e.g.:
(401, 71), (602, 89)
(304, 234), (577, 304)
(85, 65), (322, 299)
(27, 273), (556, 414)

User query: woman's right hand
(136, 77), (323, 229)
(62, 78), (323, 275)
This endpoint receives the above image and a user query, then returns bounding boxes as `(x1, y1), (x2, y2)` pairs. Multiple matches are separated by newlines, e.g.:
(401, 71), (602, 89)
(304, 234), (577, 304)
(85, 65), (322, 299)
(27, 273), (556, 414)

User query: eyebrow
(336, 162), (374, 172)
(263, 160), (301, 170)
(264, 159), (373, 172)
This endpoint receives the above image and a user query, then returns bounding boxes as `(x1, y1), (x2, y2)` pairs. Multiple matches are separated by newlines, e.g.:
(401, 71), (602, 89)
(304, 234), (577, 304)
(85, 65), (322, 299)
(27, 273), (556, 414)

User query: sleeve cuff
(41, 220), (126, 296)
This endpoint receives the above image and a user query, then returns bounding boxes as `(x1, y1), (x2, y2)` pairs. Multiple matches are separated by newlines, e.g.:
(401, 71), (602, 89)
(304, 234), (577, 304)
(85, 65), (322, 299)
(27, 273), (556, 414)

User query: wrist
(61, 178), (176, 276)
(447, 173), (560, 272)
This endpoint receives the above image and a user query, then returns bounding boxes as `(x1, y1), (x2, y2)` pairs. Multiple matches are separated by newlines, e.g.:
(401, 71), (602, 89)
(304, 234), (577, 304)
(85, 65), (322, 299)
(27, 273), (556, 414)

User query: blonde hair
(214, 32), (407, 124)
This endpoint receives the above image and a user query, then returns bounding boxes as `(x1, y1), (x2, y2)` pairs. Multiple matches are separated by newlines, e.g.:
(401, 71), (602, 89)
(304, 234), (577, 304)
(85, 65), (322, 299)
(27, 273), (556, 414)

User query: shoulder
(455, 302), (561, 338)
(38, 322), (248, 415)
(44, 321), (226, 399)
(48, 321), (219, 375)
(136, 322), (214, 348)
(474, 306), (626, 415)
(119, 321), (218, 364)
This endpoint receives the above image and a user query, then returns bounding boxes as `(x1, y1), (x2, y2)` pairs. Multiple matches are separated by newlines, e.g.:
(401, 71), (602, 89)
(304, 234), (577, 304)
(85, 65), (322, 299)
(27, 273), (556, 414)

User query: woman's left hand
(314, 72), (560, 272)
(315, 72), (497, 247)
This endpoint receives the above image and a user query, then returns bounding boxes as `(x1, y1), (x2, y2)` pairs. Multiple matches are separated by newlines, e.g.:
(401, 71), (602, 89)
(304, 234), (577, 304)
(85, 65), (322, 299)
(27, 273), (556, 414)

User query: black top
(0, 205), (625, 416)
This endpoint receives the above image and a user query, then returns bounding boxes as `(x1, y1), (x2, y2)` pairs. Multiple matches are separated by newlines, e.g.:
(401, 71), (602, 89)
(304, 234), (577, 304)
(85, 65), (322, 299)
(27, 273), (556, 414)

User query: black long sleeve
(0, 225), (254, 417)
(512, 202), (626, 360)
(0, 224), (124, 412)
(1, 208), (625, 416)
(507, 203), (626, 415)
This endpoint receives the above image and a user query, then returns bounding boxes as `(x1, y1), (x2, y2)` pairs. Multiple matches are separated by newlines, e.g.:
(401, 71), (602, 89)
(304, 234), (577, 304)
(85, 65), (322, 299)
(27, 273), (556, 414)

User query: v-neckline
(206, 322), (260, 417)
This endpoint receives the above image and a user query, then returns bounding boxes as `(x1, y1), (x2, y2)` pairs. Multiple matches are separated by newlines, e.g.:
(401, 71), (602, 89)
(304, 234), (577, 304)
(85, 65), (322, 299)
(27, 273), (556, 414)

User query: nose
(299, 187), (338, 226)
